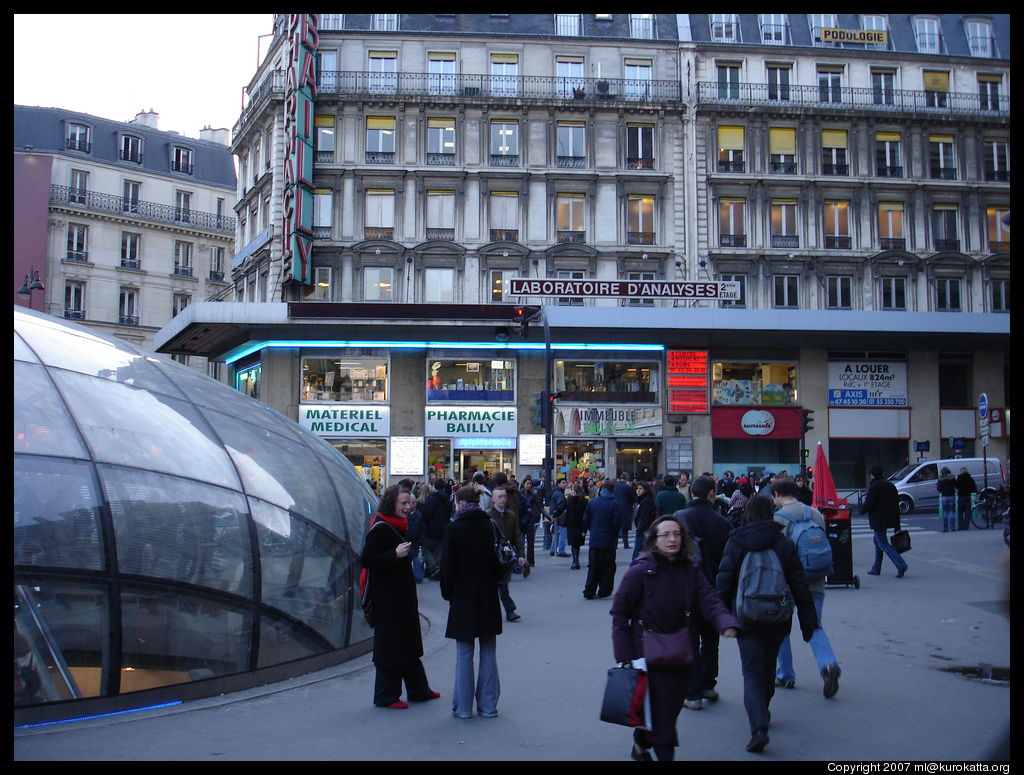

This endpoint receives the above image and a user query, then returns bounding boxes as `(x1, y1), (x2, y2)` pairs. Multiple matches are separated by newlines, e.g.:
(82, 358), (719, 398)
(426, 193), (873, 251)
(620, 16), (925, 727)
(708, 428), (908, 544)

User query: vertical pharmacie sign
(282, 14), (318, 286)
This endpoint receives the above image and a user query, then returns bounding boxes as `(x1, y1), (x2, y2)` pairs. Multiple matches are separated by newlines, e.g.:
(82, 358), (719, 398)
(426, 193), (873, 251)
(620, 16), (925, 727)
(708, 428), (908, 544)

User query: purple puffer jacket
(610, 550), (740, 664)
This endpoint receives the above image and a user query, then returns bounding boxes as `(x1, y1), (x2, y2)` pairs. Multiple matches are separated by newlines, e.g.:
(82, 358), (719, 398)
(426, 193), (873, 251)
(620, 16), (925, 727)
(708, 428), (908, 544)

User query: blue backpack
(779, 506), (833, 581)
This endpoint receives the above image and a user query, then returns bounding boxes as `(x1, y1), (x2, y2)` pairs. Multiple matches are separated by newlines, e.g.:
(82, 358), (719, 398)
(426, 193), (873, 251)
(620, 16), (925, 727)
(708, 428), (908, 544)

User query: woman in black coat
(716, 495), (818, 753)
(360, 485), (440, 709)
(440, 485), (506, 719)
(630, 481), (657, 564)
(562, 482), (589, 570)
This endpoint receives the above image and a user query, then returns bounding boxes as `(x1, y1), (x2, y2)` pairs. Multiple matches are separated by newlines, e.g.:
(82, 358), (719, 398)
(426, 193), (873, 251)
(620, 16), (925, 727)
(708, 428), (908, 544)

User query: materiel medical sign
(667, 350), (710, 414)
(508, 278), (740, 300)
(283, 14), (318, 285)
(827, 361), (908, 407)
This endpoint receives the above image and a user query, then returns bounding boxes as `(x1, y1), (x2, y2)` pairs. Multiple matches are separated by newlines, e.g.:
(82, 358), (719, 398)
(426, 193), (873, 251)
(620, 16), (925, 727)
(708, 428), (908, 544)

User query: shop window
(553, 360), (659, 403)
(428, 359), (515, 401)
(302, 358), (388, 402)
(713, 362), (797, 406)
(236, 363), (261, 400)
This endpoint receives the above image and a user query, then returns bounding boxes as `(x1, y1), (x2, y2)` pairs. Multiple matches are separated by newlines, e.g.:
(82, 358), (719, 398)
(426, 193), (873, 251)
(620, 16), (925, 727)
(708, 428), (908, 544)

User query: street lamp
(17, 268), (45, 309)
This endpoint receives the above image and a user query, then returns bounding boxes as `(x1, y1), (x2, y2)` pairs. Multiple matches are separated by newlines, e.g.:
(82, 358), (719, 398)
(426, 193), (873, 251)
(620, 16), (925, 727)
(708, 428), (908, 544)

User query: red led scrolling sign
(667, 350), (709, 414)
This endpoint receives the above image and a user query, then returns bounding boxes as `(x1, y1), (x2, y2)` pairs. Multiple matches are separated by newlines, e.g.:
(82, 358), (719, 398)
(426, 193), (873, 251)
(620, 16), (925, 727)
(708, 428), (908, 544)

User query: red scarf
(373, 512), (408, 535)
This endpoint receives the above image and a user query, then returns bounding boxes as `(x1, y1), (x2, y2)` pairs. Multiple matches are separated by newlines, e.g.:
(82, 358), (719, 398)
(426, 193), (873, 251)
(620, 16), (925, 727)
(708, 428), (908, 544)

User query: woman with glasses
(611, 515), (739, 761)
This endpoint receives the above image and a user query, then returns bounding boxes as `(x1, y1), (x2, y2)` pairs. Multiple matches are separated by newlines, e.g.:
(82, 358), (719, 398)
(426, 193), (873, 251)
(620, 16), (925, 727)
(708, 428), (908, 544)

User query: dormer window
(172, 146), (194, 175)
(66, 123), (92, 153)
(120, 135), (143, 163)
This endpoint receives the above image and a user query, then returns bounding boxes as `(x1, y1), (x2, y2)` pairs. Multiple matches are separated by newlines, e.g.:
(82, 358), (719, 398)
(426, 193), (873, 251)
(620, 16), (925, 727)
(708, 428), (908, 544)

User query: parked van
(888, 457), (1006, 514)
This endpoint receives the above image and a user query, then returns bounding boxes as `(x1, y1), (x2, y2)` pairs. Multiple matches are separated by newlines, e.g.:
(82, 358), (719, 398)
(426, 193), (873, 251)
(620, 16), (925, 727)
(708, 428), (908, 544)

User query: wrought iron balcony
(627, 231), (656, 245)
(771, 235), (799, 249)
(718, 160), (745, 173)
(770, 161), (798, 174)
(935, 239), (960, 252)
(490, 154), (519, 167)
(208, 271), (225, 282)
(316, 151), (334, 164)
(931, 167), (957, 180)
(426, 228), (455, 241)
(880, 238), (906, 251)
(822, 163), (849, 176)
(720, 234), (747, 248)
(825, 236), (852, 250)
(364, 227), (394, 240)
(119, 149), (143, 164)
(64, 309), (86, 320)
(50, 185), (235, 234)
(557, 230), (586, 243)
(118, 315), (139, 326)
(66, 138), (92, 153)
(366, 151), (395, 165)
(171, 160), (194, 175)
(557, 156), (586, 169)
(877, 166), (903, 177)
(427, 153), (455, 166)
(697, 81), (1009, 118)
(626, 157), (655, 170)
(985, 169), (1010, 182)
(313, 226), (333, 240)
(65, 251), (90, 263)
(120, 258), (141, 270)
(490, 229), (519, 243)
(989, 240), (1010, 253)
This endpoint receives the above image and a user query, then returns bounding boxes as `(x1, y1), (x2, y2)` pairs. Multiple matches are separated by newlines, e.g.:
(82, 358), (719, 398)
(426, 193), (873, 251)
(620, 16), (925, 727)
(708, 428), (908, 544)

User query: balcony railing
(626, 157), (655, 170)
(118, 315), (139, 326)
(880, 238), (906, 250)
(557, 156), (586, 169)
(64, 309), (86, 320)
(985, 169), (1010, 182)
(877, 166), (903, 177)
(825, 236), (852, 250)
(426, 228), (455, 241)
(490, 154), (519, 167)
(989, 240), (1010, 253)
(120, 258), (141, 270)
(364, 227), (394, 240)
(119, 149), (143, 164)
(770, 161), (798, 174)
(313, 226), (333, 240)
(627, 232), (656, 245)
(208, 271), (225, 282)
(490, 229), (519, 242)
(66, 138), (92, 153)
(931, 167), (957, 180)
(50, 185), (235, 233)
(171, 160), (194, 175)
(822, 163), (849, 176)
(65, 250), (89, 263)
(697, 81), (1009, 117)
(771, 235), (799, 249)
(427, 153), (455, 166)
(935, 239), (961, 252)
(366, 151), (395, 165)
(557, 230), (586, 243)
(718, 160), (745, 173)
(173, 265), (194, 278)
(720, 234), (747, 248)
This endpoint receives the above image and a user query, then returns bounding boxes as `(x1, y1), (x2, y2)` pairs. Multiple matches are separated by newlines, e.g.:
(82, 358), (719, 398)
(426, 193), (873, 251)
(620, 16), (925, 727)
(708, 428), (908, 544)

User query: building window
(936, 278), (962, 311)
(821, 130), (848, 175)
(555, 13), (581, 36)
(317, 49), (338, 91)
(818, 66), (843, 104)
(554, 360), (660, 402)
(717, 63), (740, 100)
(121, 232), (141, 269)
(121, 180), (141, 213)
(770, 199), (798, 248)
(881, 276), (907, 311)
(719, 199), (746, 247)
(372, 14), (398, 31)
(760, 13), (788, 44)
(172, 293), (191, 317)
(368, 50), (398, 94)
(119, 135), (143, 163)
(65, 281), (86, 319)
(719, 273), (747, 308)
(932, 206), (959, 252)
(313, 189), (333, 240)
(978, 75), (1002, 112)
(983, 138), (1010, 182)
(923, 70), (949, 108)
(914, 17), (942, 54)
(767, 65), (791, 101)
(363, 267), (394, 301)
(366, 116), (396, 164)
(490, 53), (519, 97)
(426, 191), (456, 241)
(714, 361), (798, 405)
(824, 201), (851, 249)
(556, 269), (585, 306)
(987, 207), (1010, 252)
(489, 269), (512, 302)
(826, 276), (853, 309)
(174, 190), (192, 223)
(118, 287), (139, 326)
(427, 118), (456, 164)
(490, 120), (519, 166)
(315, 116), (335, 163)
(172, 147), (193, 174)
(929, 135), (956, 179)
(428, 52), (457, 96)
(556, 122), (586, 167)
(626, 272), (656, 307)
(174, 241), (193, 277)
(555, 56), (585, 98)
(991, 278), (1010, 313)
(236, 362), (261, 399)
(69, 169), (88, 203)
(878, 203), (906, 250)
(428, 359), (515, 401)
(365, 190), (395, 240)
(626, 196), (655, 245)
(303, 357), (388, 402)
(556, 194), (585, 242)
(773, 275), (800, 308)
(861, 15), (889, 47)
(965, 20), (994, 57)
(626, 124), (654, 170)
(311, 267), (332, 301)
(489, 192), (519, 242)
(66, 123), (91, 153)
(209, 247), (225, 281)
(711, 14), (739, 42)
(872, 69), (896, 105)
(423, 267), (455, 302)
(769, 127), (797, 174)
(623, 58), (652, 101)
(810, 13), (837, 45)
(718, 125), (744, 172)
(629, 14), (655, 39)
(875, 133), (903, 177)
(66, 224), (89, 262)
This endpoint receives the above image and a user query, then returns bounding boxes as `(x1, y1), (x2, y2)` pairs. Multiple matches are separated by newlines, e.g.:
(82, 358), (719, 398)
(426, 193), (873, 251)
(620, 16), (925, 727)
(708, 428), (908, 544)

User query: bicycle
(971, 487), (1011, 530)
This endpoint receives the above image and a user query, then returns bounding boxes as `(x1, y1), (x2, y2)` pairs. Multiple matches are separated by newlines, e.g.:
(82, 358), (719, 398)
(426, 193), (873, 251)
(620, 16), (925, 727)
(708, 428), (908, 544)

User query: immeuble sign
(508, 278), (741, 300)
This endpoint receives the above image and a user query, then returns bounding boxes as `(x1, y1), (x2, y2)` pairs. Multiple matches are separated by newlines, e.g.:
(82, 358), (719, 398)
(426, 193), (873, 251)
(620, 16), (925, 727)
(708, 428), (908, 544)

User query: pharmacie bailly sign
(508, 278), (741, 300)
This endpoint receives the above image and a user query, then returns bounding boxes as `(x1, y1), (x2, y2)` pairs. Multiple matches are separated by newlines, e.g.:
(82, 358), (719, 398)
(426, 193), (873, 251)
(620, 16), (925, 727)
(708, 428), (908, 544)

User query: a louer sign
(508, 278), (741, 300)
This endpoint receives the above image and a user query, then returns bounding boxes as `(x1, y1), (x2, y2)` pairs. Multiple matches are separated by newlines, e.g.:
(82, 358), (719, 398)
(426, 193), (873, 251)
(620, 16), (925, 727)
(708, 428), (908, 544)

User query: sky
(14, 14), (276, 139)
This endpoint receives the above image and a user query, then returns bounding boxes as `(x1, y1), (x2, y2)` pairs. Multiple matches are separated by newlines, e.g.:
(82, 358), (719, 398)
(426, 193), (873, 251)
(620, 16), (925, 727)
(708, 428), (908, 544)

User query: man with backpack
(770, 478), (841, 699)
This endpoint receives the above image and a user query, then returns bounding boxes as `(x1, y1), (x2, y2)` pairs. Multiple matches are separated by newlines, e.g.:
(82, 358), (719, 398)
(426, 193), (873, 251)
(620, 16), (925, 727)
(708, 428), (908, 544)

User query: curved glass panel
(14, 331), (40, 362)
(15, 455), (105, 570)
(250, 498), (352, 647)
(120, 587), (253, 689)
(258, 611), (337, 669)
(14, 362), (89, 459)
(54, 369), (241, 490)
(101, 466), (254, 597)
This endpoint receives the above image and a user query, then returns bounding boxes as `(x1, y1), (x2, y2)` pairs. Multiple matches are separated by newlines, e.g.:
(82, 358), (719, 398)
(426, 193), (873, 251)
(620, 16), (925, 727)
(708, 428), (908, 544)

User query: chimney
(199, 126), (231, 146)
(131, 109), (160, 129)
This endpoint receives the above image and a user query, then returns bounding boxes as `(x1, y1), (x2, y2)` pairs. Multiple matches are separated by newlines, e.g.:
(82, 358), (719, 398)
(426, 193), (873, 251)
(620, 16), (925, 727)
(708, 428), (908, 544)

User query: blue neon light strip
(226, 340), (664, 364)
(14, 700), (183, 729)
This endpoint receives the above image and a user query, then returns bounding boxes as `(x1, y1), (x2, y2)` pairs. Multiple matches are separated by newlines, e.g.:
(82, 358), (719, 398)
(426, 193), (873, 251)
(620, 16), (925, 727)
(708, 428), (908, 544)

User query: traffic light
(799, 408), (815, 434)
(512, 305), (541, 335)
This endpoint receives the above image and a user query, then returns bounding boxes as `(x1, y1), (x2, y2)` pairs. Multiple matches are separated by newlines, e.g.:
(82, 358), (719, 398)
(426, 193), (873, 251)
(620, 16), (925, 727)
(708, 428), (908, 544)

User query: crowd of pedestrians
(359, 464), (925, 757)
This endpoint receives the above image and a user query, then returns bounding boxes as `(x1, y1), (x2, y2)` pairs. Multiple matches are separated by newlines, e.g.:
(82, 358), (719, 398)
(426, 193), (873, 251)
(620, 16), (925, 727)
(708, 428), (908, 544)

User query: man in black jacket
(677, 476), (734, 709)
(861, 464), (908, 577)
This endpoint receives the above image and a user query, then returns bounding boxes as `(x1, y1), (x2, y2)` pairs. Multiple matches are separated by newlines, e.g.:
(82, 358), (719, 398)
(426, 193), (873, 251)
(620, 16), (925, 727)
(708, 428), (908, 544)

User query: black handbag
(892, 529), (912, 554)
(600, 665), (647, 727)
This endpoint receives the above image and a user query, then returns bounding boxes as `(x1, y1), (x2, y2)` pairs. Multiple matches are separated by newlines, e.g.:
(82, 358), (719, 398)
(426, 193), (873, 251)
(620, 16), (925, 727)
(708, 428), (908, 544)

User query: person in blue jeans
(937, 468), (958, 532)
(770, 479), (841, 698)
(861, 464), (908, 577)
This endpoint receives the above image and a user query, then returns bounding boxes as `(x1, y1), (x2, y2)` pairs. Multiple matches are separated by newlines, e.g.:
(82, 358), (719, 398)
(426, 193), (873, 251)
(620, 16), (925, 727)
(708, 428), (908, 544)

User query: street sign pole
(978, 393), (990, 491)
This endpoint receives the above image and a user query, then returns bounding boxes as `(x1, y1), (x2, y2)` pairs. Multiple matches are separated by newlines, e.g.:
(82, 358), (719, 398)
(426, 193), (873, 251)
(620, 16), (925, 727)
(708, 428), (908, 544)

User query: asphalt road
(15, 523), (1010, 762)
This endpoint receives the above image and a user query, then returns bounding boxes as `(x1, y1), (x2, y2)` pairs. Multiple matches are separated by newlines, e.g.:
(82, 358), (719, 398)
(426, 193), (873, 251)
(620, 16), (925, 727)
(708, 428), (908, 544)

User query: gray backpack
(734, 545), (793, 626)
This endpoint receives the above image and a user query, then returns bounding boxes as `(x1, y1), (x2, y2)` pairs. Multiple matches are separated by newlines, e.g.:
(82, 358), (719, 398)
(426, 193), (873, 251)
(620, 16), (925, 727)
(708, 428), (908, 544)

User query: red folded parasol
(811, 442), (844, 515)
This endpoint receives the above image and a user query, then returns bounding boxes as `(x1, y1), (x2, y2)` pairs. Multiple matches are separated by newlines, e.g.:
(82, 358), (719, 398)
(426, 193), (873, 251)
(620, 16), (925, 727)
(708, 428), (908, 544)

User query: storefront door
(615, 442), (660, 481)
(330, 439), (387, 495)
(458, 449), (516, 482)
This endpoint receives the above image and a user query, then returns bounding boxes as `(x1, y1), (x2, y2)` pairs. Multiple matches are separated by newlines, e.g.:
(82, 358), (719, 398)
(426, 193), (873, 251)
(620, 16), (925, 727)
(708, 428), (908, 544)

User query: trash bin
(824, 501), (859, 589)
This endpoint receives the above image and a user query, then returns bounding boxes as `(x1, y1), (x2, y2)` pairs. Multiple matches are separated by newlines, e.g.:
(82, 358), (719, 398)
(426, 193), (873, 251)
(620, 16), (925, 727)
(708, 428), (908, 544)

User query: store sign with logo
(425, 407), (518, 436)
(712, 407), (801, 439)
(820, 27), (888, 45)
(553, 406), (662, 437)
(740, 410), (776, 436)
(299, 404), (390, 436)
(827, 361), (908, 407)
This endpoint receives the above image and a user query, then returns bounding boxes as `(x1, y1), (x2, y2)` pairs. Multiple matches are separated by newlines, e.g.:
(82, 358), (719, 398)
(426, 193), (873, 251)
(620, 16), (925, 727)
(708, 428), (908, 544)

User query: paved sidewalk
(15, 529), (1010, 761)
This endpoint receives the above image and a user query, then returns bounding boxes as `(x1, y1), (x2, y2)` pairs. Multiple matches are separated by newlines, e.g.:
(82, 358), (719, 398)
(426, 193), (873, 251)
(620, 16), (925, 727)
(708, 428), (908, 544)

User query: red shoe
(381, 701), (408, 709)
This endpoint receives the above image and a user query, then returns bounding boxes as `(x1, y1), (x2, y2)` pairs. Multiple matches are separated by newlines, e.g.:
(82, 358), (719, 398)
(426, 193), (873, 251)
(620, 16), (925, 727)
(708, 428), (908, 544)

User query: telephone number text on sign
(508, 279), (740, 299)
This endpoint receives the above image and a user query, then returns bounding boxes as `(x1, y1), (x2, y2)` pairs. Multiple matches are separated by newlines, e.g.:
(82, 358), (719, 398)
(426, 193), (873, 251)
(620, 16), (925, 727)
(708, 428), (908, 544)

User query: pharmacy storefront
(425, 406), (519, 481)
